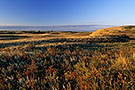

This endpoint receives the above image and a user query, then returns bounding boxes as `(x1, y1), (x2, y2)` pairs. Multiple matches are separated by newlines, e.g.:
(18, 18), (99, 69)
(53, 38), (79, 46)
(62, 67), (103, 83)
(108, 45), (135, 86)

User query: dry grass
(1, 29), (135, 89)
(0, 31), (91, 44)
(90, 25), (135, 38)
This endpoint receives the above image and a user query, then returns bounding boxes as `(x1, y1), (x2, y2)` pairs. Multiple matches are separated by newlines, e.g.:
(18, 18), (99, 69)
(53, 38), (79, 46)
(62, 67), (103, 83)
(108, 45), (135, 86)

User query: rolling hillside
(90, 26), (135, 38)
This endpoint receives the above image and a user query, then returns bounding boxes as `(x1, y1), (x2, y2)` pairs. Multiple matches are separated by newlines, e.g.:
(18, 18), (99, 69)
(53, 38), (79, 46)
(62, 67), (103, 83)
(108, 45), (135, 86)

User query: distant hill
(90, 26), (135, 38)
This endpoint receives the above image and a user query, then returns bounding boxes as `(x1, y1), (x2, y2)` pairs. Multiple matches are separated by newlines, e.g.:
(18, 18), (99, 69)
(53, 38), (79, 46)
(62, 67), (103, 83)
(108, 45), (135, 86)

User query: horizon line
(0, 24), (119, 26)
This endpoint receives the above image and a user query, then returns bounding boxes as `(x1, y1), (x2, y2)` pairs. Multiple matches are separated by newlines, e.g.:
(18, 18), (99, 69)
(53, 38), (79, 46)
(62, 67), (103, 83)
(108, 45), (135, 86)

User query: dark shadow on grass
(0, 35), (29, 40)
(0, 37), (130, 48)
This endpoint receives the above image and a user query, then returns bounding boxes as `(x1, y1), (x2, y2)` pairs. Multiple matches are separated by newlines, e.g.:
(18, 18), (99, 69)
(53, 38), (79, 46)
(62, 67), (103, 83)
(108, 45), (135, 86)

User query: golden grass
(90, 25), (135, 38)
(0, 31), (91, 44)
(1, 30), (135, 89)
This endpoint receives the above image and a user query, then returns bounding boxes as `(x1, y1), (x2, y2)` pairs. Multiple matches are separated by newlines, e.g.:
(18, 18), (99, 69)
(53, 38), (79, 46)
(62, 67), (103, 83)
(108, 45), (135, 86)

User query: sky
(0, 0), (134, 25)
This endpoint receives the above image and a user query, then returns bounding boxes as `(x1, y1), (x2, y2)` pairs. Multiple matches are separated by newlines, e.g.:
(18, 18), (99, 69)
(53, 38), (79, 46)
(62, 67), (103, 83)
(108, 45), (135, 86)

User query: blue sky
(0, 0), (134, 25)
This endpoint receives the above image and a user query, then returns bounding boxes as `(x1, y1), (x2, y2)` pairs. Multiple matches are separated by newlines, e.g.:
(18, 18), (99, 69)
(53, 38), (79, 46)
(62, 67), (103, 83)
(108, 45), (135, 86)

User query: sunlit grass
(0, 31), (135, 89)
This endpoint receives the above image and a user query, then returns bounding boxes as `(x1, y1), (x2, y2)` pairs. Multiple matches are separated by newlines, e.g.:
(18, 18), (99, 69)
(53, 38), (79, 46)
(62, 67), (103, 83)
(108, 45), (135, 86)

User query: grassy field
(1, 27), (135, 89)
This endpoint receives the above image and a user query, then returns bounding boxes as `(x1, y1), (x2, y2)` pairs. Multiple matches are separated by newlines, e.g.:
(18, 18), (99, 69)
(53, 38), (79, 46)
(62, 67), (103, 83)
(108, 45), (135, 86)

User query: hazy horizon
(0, 25), (115, 31)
